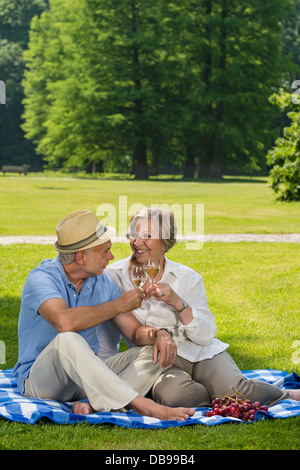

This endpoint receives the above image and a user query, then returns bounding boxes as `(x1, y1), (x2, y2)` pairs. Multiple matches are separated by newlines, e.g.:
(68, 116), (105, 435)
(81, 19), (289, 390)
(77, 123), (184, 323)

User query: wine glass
(130, 265), (147, 289)
(144, 257), (160, 286)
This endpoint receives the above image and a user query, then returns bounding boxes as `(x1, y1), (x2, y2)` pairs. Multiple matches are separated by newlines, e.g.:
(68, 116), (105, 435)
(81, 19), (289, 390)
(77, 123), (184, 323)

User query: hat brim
(53, 225), (116, 253)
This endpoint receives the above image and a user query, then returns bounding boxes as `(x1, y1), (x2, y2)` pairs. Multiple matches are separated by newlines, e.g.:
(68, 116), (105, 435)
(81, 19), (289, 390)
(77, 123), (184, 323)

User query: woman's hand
(146, 283), (193, 325)
(146, 283), (182, 309)
(153, 329), (177, 368)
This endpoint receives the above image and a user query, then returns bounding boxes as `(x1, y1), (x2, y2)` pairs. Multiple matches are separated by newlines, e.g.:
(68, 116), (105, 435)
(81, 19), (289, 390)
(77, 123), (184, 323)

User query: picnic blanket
(0, 368), (299, 429)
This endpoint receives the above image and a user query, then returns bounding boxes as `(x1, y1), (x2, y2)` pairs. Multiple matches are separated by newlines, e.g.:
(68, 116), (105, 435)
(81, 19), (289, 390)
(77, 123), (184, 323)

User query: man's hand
(153, 329), (177, 368)
(117, 288), (145, 313)
(38, 289), (145, 334)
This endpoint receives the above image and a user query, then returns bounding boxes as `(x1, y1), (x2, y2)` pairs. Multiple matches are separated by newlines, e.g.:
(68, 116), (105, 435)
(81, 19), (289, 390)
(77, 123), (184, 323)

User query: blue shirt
(12, 255), (121, 394)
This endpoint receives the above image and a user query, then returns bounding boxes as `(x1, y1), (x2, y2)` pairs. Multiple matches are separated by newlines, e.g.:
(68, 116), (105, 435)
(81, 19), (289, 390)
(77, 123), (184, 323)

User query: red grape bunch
(205, 389), (269, 422)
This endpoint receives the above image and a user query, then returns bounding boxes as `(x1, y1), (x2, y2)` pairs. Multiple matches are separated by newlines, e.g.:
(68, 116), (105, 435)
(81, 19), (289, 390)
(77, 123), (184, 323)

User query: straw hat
(54, 210), (116, 253)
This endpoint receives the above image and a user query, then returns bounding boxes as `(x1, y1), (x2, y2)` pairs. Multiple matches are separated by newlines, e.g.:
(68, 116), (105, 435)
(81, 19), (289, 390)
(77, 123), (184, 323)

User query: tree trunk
(196, 0), (227, 179)
(131, 2), (148, 179)
(195, 140), (213, 178)
(149, 145), (160, 176)
(209, 0), (227, 179)
(183, 142), (196, 178)
(195, 0), (213, 178)
(132, 139), (148, 179)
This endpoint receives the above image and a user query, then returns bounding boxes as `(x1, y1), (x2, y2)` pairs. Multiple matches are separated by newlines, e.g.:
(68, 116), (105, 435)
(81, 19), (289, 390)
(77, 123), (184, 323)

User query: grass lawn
(0, 174), (299, 450)
(0, 242), (299, 450)
(0, 174), (299, 236)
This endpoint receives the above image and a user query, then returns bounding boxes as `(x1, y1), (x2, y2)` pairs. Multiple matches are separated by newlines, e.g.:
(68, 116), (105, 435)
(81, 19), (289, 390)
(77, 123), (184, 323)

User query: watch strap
(177, 301), (188, 313)
(154, 328), (174, 338)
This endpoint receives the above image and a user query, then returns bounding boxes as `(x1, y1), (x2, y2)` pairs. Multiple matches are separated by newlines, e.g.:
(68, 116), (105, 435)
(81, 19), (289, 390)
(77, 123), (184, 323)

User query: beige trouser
(23, 332), (167, 412)
(152, 351), (289, 408)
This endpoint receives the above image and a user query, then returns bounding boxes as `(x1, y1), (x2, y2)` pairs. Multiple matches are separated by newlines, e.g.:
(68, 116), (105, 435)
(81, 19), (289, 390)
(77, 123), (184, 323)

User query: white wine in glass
(130, 265), (147, 289)
(144, 258), (160, 286)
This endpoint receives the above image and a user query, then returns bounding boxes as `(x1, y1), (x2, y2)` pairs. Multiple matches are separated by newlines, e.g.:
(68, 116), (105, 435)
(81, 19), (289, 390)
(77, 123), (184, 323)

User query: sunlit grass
(0, 175), (299, 235)
(0, 242), (299, 450)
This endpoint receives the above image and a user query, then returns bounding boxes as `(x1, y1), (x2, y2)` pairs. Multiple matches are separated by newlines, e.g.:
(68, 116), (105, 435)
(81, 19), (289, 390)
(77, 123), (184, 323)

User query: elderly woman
(97, 207), (299, 408)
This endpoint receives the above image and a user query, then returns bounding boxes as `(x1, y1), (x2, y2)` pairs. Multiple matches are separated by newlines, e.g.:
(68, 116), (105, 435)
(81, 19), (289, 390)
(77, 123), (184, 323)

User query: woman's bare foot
(72, 401), (94, 415)
(129, 395), (195, 421)
(286, 389), (300, 401)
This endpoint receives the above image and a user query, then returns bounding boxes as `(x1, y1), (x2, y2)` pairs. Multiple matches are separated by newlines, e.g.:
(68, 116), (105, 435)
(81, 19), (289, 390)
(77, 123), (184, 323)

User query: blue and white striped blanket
(0, 368), (299, 429)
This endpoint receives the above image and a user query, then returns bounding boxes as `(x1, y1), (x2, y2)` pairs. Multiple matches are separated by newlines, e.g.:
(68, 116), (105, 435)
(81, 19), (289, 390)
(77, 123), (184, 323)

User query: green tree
(22, 9), (69, 168)
(22, 0), (295, 179)
(0, 0), (47, 169)
(177, 0), (292, 178)
(23, 0), (179, 178)
(281, 0), (300, 84)
(267, 90), (300, 201)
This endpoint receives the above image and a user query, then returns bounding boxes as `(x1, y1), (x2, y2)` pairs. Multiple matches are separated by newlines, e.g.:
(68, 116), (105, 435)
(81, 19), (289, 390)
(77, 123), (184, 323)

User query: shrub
(267, 91), (300, 201)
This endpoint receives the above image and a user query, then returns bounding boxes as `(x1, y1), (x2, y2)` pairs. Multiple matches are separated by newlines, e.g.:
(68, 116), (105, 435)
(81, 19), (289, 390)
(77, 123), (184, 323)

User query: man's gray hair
(58, 252), (76, 265)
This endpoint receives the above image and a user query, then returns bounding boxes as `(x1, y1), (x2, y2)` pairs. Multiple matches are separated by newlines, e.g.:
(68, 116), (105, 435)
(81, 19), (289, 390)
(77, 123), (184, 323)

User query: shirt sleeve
(23, 269), (65, 314)
(103, 273), (121, 301)
(177, 270), (217, 346)
(108, 277), (121, 300)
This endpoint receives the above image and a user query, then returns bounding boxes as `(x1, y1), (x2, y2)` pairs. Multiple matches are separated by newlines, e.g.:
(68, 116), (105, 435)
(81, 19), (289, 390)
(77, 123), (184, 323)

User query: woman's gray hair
(128, 207), (177, 252)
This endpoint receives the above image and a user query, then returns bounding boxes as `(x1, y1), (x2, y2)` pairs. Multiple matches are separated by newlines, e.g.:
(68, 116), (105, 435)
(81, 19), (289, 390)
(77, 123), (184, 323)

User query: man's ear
(75, 250), (85, 264)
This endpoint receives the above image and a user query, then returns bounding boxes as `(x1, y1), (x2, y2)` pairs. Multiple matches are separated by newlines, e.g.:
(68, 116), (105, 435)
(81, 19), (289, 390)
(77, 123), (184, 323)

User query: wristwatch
(177, 300), (188, 313)
(154, 328), (174, 338)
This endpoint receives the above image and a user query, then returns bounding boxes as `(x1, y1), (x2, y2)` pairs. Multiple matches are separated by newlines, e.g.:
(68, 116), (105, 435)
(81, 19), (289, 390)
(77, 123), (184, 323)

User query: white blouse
(96, 256), (229, 363)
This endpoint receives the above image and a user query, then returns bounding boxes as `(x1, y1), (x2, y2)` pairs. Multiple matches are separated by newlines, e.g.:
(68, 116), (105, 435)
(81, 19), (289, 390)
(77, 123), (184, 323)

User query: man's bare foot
(129, 395), (195, 421)
(72, 396), (195, 421)
(286, 389), (300, 401)
(72, 401), (94, 415)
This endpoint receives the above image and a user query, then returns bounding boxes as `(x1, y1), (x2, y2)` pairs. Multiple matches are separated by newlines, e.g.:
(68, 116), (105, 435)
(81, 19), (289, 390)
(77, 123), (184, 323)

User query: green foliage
(0, 0), (47, 169)
(178, 0), (293, 178)
(267, 90), (300, 201)
(280, 0), (300, 83)
(21, 0), (294, 178)
(22, 0), (177, 177)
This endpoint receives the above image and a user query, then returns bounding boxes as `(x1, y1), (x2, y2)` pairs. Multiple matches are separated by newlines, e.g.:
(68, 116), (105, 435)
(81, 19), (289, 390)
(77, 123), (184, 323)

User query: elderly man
(13, 210), (194, 421)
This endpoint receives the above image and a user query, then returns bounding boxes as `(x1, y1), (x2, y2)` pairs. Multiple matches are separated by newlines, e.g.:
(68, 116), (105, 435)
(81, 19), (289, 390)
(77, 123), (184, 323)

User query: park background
(0, 0), (300, 198)
(0, 0), (300, 451)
